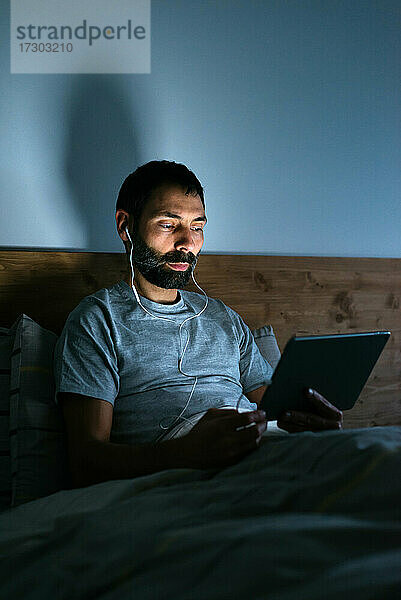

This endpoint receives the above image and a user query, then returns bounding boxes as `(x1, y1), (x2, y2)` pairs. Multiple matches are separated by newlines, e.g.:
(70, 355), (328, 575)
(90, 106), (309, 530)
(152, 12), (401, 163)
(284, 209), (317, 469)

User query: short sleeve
(53, 298), (119, 405)
(224, 306), (273, 393)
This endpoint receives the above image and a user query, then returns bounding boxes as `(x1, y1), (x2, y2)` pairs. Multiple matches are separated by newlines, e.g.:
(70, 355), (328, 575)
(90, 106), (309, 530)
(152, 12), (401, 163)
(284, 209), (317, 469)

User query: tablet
(260, 331), (390, 421)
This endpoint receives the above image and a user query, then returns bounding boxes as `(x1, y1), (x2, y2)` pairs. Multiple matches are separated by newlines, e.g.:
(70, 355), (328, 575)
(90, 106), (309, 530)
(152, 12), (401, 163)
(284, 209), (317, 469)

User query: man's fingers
(204, 408), (267, 430)
(233, 421), (266, 452)
(304, 388), (343, 420)
(279, 409), (342, 431)
(235, 419), (266, 436)
(233, 410), (267, 429)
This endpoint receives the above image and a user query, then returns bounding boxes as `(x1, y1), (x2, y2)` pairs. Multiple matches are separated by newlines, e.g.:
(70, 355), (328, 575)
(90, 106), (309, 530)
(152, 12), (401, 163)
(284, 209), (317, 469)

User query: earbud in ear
(124, 225), (132, 245)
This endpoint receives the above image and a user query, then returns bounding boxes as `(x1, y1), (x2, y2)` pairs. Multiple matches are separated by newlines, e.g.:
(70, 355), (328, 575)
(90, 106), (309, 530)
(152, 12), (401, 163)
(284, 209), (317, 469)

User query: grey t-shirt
(54, 281), (273, 444)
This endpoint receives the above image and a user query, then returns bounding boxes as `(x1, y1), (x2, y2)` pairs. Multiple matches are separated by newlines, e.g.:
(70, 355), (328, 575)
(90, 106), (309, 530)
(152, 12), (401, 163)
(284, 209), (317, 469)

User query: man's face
(129, 184), (206, 289)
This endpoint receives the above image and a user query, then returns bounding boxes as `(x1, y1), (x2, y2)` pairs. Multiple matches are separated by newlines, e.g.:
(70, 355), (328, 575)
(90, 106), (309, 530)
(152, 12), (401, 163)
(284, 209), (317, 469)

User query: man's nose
(174, 227), (195, 253)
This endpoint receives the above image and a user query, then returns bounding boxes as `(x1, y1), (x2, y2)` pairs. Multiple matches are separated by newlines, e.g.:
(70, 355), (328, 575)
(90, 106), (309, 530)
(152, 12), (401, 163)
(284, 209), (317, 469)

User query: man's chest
(114, 317), (241, 392)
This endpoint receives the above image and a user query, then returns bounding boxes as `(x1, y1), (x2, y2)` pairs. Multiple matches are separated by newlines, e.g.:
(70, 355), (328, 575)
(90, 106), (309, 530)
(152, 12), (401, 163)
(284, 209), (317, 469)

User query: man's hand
(178, 408), (267, 469)
(277, 388), (343, 433)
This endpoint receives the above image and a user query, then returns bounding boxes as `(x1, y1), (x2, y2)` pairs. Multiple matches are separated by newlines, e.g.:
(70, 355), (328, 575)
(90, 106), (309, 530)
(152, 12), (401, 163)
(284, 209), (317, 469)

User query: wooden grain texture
(1, 250), (400, 428)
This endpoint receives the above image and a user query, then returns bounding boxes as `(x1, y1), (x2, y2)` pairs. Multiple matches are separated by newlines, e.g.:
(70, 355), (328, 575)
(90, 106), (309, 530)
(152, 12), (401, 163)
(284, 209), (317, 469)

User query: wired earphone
(124, 225), (244, 441)
(123, 226), (242, 443)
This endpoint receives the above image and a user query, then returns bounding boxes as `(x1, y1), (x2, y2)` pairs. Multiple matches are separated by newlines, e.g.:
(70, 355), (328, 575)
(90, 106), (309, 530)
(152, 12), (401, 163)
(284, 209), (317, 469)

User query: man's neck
(124, 272), (179, 305)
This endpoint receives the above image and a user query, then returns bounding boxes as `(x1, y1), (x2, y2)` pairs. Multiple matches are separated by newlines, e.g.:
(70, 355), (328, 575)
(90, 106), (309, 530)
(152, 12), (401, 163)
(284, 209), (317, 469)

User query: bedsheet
(0, 426), (400, 599)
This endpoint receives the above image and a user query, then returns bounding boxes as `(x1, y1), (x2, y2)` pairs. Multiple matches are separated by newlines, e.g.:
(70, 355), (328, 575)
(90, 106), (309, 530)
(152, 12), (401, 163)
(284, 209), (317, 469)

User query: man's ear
(116, 209), (131, 241)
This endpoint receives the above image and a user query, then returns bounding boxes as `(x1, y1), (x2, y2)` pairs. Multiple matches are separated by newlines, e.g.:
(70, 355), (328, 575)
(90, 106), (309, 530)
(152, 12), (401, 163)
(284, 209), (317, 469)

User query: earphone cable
(125, 227), (244, 436)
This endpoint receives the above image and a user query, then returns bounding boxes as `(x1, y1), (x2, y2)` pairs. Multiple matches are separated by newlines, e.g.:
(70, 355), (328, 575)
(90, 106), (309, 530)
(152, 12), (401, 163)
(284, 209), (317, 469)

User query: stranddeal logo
(10, 0), (151, 74)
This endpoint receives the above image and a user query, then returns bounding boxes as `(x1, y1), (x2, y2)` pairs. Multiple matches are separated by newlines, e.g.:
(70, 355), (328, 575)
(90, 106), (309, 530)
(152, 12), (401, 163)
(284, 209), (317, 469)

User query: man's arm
(59, 392), (186, 487)
(245, 385), (267, 407)
(59, 393), (267, 488)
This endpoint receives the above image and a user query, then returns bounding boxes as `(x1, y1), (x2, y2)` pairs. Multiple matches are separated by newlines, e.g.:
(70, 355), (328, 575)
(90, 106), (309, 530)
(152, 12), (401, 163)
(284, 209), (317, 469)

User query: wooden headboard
(1, 250), (400, 429)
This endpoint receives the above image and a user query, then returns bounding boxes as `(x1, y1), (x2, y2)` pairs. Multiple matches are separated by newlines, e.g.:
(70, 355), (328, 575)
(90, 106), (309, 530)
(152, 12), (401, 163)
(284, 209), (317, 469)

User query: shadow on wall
(64, 78), (140, 250)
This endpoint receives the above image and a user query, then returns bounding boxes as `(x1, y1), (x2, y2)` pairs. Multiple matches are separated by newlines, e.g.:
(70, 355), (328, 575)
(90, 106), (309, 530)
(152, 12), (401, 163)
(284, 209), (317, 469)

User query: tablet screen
(260, 331), (390, 421)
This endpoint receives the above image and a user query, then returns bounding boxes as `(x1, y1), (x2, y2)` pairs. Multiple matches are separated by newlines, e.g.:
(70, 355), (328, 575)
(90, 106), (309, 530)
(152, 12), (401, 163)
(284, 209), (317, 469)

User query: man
(54, 160), (342, 488)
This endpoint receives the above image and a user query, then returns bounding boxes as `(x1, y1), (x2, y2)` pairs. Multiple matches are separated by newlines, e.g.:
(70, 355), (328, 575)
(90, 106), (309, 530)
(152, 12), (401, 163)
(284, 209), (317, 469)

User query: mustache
(161, 251), (198, 265)
(128, 230), (199, 270)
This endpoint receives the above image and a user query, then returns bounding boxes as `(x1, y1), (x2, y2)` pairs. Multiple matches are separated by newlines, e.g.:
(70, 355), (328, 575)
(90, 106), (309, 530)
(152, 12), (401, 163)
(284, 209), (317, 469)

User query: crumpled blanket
(0, 426), (400, 599)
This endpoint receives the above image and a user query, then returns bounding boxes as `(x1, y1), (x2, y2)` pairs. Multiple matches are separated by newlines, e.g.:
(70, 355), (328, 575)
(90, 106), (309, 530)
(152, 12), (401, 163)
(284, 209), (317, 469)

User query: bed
(0, 250), (400, 599)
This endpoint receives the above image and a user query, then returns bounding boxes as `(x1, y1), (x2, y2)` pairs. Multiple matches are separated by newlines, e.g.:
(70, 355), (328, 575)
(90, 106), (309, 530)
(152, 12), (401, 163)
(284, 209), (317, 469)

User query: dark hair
(116, 160), (205, 224)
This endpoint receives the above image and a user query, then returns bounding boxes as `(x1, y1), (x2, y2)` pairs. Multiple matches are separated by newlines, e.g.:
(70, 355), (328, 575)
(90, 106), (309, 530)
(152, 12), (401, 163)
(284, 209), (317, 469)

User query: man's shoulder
(67, 281), (127, 323)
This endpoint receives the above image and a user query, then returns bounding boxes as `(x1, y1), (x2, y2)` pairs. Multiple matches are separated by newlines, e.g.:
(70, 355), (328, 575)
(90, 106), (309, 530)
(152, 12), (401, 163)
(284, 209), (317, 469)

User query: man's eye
(160, 224), (174, 230)
(192, 227), (204, 232)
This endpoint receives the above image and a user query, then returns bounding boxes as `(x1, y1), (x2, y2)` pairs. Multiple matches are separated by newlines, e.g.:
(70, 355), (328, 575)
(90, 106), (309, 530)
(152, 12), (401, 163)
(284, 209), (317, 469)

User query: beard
(129, 230), (199, 289)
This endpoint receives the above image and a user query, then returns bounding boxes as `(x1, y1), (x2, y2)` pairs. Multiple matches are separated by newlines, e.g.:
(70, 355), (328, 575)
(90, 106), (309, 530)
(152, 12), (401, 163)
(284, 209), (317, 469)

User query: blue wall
(1, 0), (400, 257)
